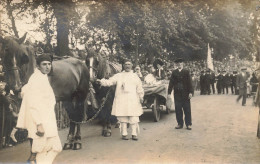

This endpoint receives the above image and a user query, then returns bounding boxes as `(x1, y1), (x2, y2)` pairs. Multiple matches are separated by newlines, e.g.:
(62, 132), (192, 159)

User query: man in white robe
(97, 59), (144, 141)
(16, 54), (62, 164)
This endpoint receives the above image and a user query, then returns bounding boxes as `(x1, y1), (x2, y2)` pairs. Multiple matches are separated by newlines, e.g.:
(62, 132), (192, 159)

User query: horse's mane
(96, 55), (122, 79)
(108, 61), (122, 74)
(96, 54), (109, 79)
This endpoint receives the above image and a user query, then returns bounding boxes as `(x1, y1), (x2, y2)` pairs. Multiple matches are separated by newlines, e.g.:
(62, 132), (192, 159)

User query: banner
(207, 43), (214, 71)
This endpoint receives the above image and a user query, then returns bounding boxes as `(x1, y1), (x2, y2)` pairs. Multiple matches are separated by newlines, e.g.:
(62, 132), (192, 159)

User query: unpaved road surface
(1, 92), (260, 164)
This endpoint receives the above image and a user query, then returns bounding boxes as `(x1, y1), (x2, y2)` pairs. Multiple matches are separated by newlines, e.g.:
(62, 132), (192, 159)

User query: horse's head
(0, 33), (30, 92)
(85, 49), (110, 82)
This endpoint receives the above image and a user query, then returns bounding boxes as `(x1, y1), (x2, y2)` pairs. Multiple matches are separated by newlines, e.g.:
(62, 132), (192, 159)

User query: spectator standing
(200, 71), (206, 95)
(250, 71), (259, 102)
(216, 71), (224, 94)
(205, 70), (211, 95)
(168, 58), (193, 130)
(236, 67), (250, 106)
(222, 71), (230, 94)
(210, 70), (216, 94)
(230, 71), (238, 95)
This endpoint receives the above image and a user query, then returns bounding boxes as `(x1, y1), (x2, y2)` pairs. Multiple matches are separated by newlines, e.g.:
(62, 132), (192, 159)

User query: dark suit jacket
(223, 74), (231, 86)
(230, 74), (237, 85)
(236, 73), (249, 89)
(168, 69), (193, 101)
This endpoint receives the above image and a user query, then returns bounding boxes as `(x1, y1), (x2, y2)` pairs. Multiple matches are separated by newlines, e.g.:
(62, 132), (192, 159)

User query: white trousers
(32, 136), (62, 164)
(118, 116), (140, 136)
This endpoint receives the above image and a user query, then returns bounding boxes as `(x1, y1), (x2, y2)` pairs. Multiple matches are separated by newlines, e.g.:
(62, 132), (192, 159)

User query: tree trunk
(52, 0), (72, 56)
(6, 0), (19, 38)
(43, 2), (52, 51)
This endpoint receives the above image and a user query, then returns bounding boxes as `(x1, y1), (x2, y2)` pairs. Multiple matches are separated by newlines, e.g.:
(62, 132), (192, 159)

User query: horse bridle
(4, 66), (20, 72)
(88, 65), (98, 72)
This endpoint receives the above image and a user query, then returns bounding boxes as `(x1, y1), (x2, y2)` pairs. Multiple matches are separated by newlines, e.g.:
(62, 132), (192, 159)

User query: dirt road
(1, 92), (260, 164)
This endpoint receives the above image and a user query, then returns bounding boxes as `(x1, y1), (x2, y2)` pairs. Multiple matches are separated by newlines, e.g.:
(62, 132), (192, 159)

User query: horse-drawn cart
(142, 81), (174, 122)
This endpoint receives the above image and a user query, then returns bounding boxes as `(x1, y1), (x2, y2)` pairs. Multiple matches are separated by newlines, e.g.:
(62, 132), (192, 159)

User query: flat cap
(36, 54), (52, 65)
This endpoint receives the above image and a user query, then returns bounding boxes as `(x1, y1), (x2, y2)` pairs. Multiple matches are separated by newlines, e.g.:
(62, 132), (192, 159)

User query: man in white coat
(16, 54), (62, 164)
(97, 59), (144, 141)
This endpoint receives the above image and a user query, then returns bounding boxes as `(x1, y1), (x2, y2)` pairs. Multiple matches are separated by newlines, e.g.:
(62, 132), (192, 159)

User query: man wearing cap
(168, 58), (193, 130)
(97, 59), (144, 140)
(209, 70), (216, 94)
(205, 69), (211, 95)
(236, 67), (250, 106)
(222, 70), (230, 94)
(216, 70), (223, 94)
(200, 70), (206, 95)
(16, 54), (62, 164)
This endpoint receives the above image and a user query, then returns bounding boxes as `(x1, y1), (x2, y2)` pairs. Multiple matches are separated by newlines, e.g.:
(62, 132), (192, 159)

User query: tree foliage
(0, 0), (259, 62)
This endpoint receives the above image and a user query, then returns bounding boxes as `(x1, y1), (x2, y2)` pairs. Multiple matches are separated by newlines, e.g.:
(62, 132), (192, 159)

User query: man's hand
(188, 93), (192, 99)
(36, 124), (45, 137)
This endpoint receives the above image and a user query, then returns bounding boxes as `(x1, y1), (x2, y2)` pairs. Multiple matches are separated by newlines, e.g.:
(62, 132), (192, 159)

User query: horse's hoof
(73, 143), (82, 150)
(75, 135), (81, 140)
(102, 130), (106, 136)
(104, 131), (111, 137)
(63, 143), (73, 150)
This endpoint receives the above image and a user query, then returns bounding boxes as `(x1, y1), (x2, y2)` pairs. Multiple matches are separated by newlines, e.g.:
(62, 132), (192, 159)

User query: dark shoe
(242, 104), (246, 106)
(186, 125), (192, 130)
(122, 135), (128, 140)
(175, 125), (183, 129)
(132, 135), (138, 141)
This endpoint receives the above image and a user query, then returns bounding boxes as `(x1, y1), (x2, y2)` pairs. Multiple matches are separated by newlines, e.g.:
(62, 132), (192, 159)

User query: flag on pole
(207, 43), (214, 71)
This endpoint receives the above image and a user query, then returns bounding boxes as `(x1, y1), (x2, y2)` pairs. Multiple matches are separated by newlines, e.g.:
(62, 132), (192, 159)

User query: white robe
(16, 69), (58, 139)
(100, 71), (144, 117)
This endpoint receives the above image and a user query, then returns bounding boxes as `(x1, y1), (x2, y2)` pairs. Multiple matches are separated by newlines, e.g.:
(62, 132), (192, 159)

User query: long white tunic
(100, 71), (144, 117)
(16, 69), (58, 139)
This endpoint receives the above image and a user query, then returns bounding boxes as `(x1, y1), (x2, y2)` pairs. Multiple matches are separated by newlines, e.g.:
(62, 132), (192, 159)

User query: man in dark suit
(222, 70), (230, 94)
(200, 71), (206, 95)
(168, 58), (193, 130)
(236, 67), (249, 106)
(230, 71), (238, 95)
(216, 70), (223, 94)
(210, 70), (216, 94)
(205, 69), (211, 95)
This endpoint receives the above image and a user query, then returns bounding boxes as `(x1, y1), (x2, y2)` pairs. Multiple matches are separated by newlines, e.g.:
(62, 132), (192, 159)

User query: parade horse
(0, 33), (89, 150)
(85, 51), (121, 137)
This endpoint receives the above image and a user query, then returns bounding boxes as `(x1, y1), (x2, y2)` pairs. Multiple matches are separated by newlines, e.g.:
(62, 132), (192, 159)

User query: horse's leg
(73, 123), (82, 150)
(63, 122), (75, 150)
(102, 120), (108, 136)
(103, 116), (112, 137)
(72, 98), (85, 150)
(106, 121), (112, 137)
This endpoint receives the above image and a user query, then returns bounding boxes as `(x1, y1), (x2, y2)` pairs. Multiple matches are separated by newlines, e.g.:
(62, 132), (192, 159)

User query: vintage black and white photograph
(0, 0), (260, 163)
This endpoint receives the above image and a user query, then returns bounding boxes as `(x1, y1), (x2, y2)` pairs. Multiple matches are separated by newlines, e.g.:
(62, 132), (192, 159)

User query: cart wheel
(153, 96), (160, 122)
